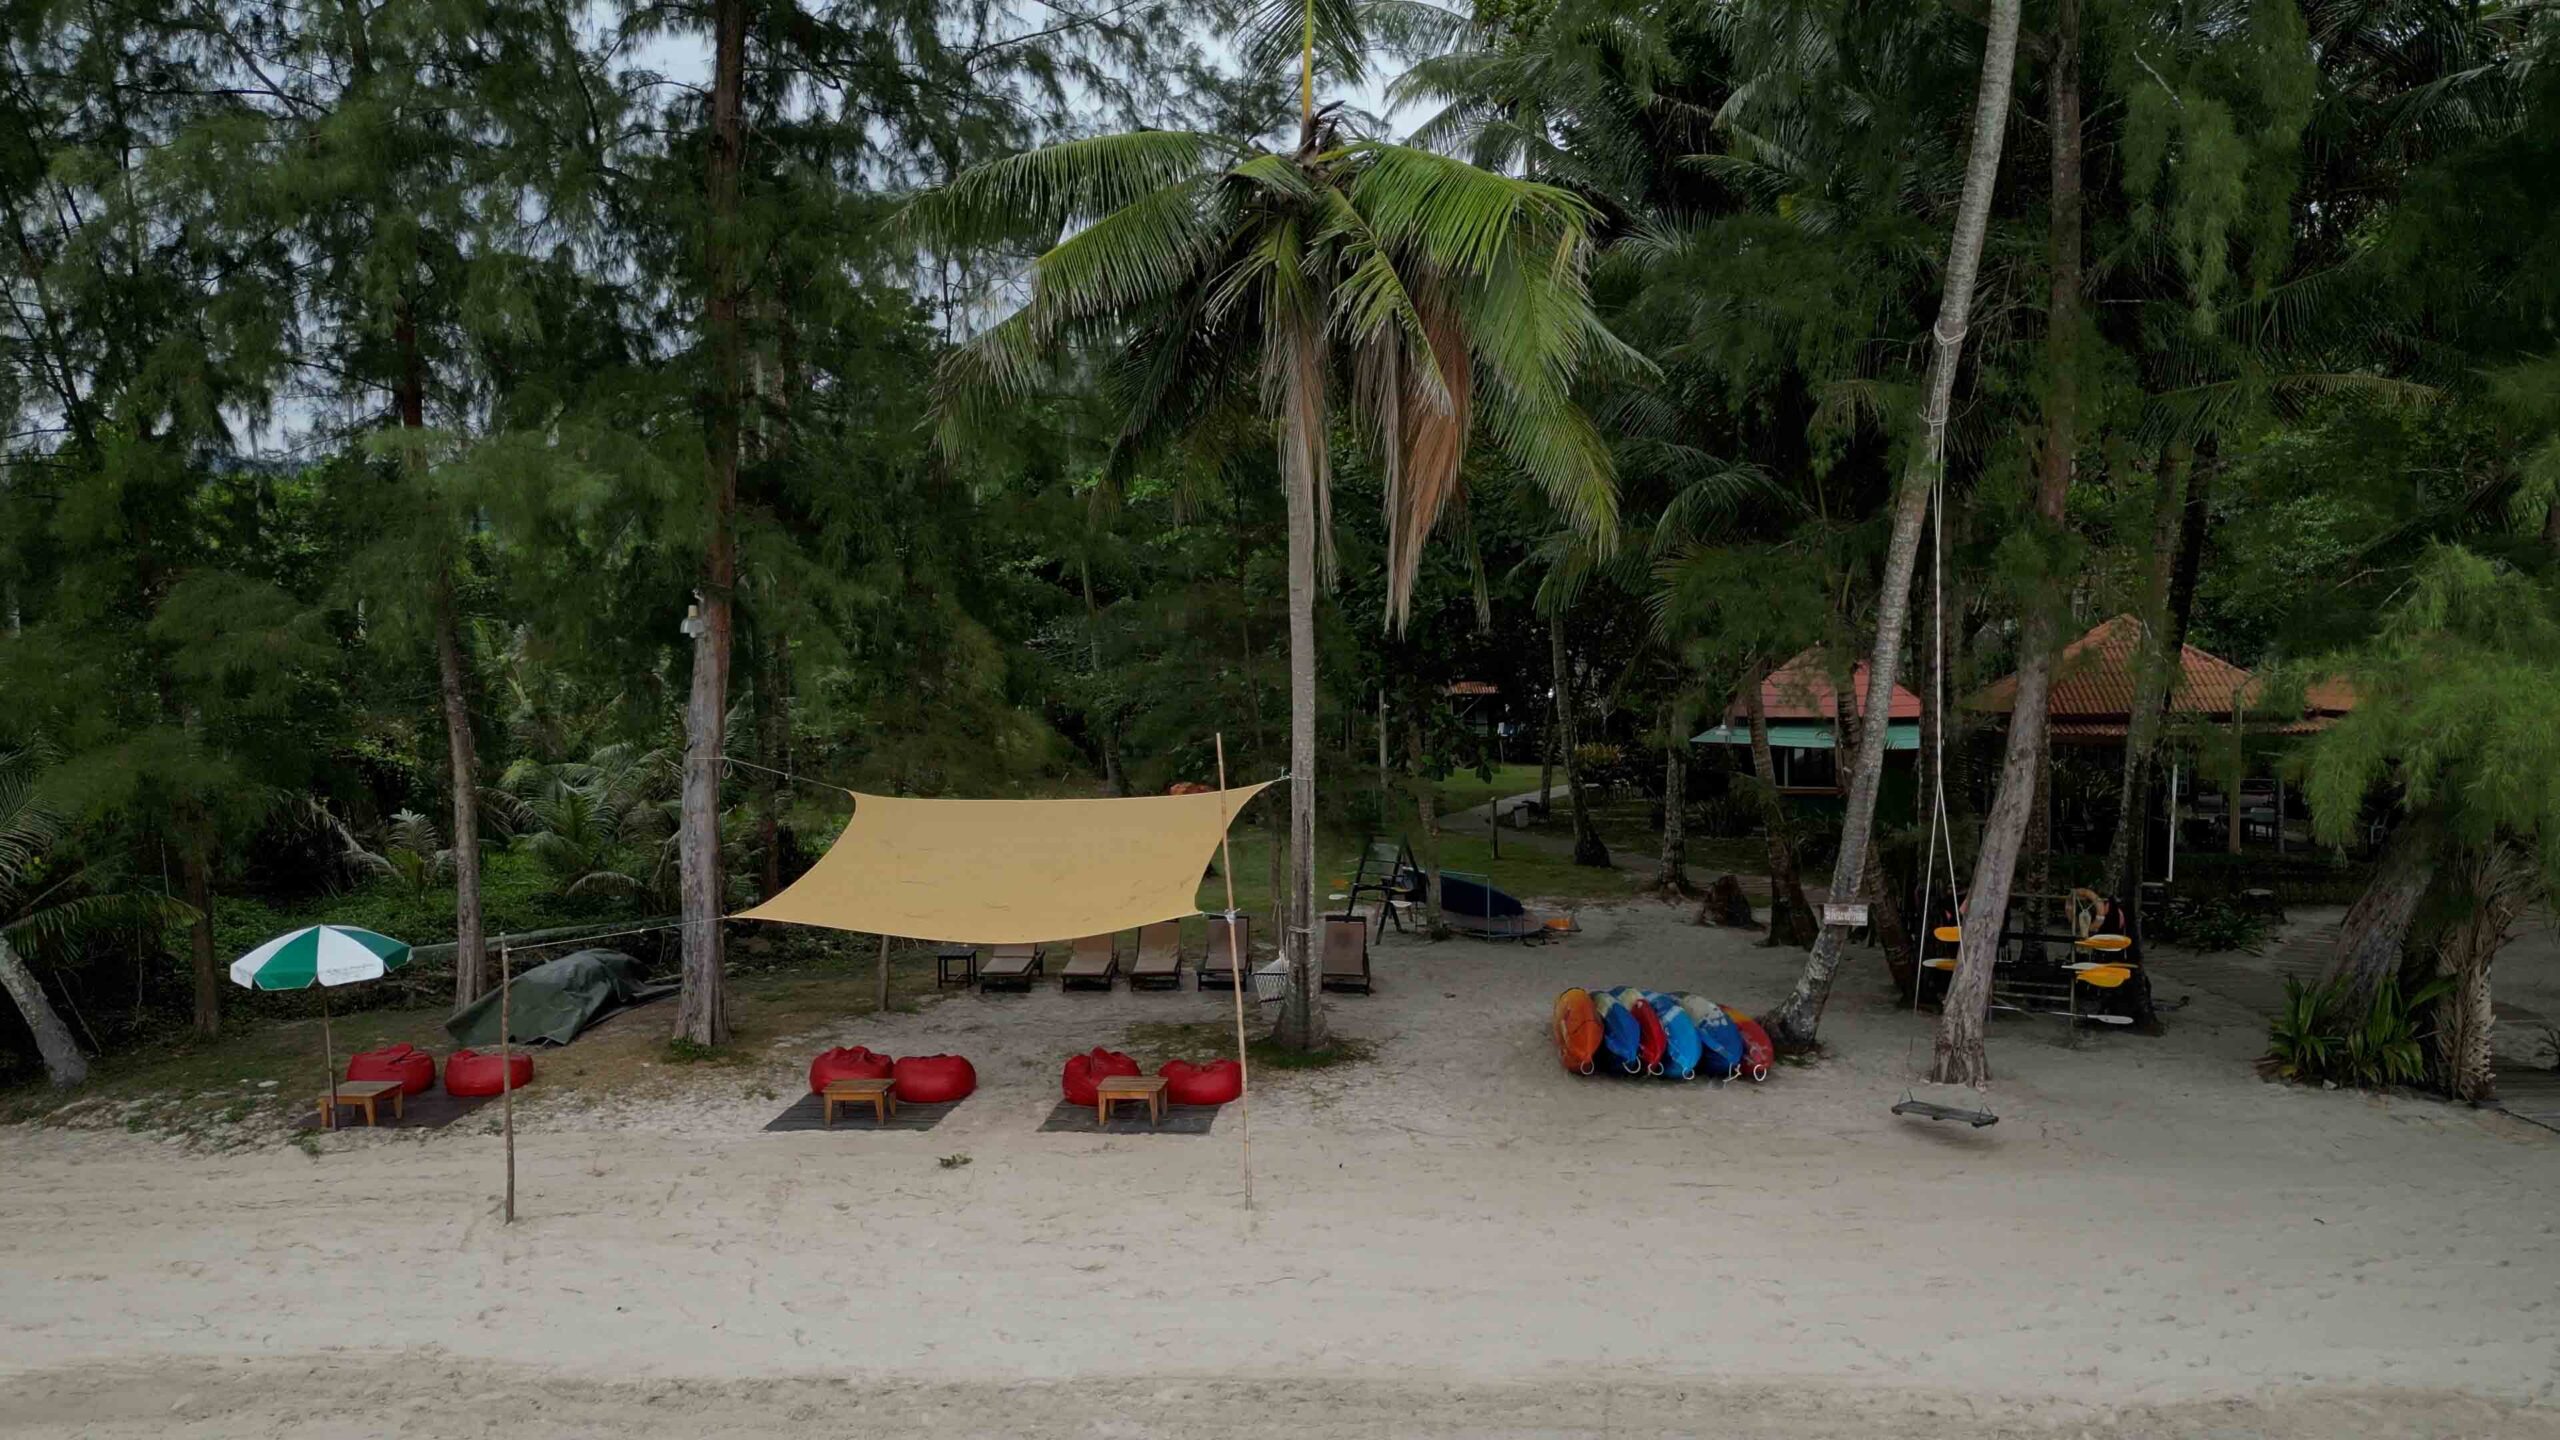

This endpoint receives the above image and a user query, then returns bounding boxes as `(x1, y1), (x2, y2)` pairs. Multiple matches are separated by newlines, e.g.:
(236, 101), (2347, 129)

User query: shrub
(2156, 895), (2268, 953)
(2264, 973), (2454, 1089)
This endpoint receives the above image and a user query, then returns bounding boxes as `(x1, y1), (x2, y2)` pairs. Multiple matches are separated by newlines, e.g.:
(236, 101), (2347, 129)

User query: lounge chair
(1198, 914), (1252, 990)
(1061, 933), (1119, 991)
(980, 944), (1043, 992)
(1319, 915), (1372, 994)
(1128, 921), (1183, 990)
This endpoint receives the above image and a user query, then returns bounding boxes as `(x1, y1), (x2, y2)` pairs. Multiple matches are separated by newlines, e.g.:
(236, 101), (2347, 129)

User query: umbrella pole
(1215, 733), (1252, 1210)
(501, 939), (515, 1225)
(320, 984), (335, 1132)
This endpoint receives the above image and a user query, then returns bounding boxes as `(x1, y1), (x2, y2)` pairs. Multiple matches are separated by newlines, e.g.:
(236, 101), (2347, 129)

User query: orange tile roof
(1965, 614), (2363, 723)
(1746, 648), (1920, 723)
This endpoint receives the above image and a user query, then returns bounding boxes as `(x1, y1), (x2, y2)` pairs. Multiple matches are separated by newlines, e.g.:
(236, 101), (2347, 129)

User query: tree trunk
(1552, 615), (1609, 867)
(2104, 446), (2191, 900)
(184, 837), (218, 1039)
(758, 633), (791, 900)
(1654, 704), (1688, 895)
(1083, 555), (1125, 796)
(1768, 0), (2024, 1048)
(2431, 844), (2527, 1103)
(1934, 0), (2077, 1087)
(434, 579), (486, 1009)
(1537, 704), (1557, 814)
(1746, 663), (1818, 947)
(1406, 700), (1445, 934)
(0, 933), (87, 1087)
(2327, 815), (2437, 1013)
(675, 0), (747, 1048)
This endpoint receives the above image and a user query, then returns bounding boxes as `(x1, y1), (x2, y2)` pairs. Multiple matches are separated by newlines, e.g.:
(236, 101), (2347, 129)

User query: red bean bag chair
(1159, 1058), (1243, 1106)
(444, 1048), (534, 1097)
(808, 1045), (895, 1095)
(1061, 1048), (1141, 1107)
(892, 1054), (976, 1104)
(347, 1043), (436, 1096)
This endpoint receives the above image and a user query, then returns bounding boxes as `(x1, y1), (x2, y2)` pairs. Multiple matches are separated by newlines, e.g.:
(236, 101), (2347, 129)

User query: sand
(6, 902), (2560, 1438)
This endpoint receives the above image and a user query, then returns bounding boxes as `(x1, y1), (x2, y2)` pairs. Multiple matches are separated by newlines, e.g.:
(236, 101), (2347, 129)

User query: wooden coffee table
(823, 1077), (897, 1127)
(1094, 1073), (1168, 1127)
(320, 1079), (405, 1129)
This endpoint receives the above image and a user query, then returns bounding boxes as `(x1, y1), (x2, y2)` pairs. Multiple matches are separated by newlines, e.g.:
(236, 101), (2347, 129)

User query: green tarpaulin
(444, 949), (673, 1048)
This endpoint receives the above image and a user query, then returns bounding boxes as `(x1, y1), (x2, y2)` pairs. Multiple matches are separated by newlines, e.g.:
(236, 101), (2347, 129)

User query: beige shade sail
(734, 784), (1275, 943)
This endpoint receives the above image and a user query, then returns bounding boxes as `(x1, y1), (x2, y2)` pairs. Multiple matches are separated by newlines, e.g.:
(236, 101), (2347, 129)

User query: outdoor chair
(980, 944), (1043, 992)
(1198, 914), (1252, 990)
(1061, 933), (1120, 991)
(1128, 921), (1184, 990)
(1319, 915), (1372, 994)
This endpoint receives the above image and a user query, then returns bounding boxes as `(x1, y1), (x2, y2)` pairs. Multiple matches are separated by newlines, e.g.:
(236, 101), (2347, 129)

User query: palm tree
(918, 0), (1630, 1047)
(1, 748), (188, 1088)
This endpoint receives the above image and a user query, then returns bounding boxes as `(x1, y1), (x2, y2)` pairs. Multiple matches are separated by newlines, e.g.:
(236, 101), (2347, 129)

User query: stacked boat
(1552, 986), (1773, 1083)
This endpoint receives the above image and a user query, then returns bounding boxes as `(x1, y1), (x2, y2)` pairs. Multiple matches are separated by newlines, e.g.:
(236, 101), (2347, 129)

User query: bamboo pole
(1214, 734), (1253, 1209)
(501, 938), (515, 1225)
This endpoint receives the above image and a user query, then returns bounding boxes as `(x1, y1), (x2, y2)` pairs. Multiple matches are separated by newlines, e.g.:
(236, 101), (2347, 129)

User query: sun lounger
(1129, 921), (1183, 990)
(980, 944), (1043, 992)
(1319, 915), (1371, 994)
(1062, 934), (1119, 991)
(1198, 914), (1251, 990)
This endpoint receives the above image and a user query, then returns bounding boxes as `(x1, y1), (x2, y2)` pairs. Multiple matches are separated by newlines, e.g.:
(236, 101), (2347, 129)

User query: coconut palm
(1, 748), (189, 1088)
(916, 0), (1634, 1046)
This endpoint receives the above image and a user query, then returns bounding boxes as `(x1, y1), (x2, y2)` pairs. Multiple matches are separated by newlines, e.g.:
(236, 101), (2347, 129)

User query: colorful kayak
(1642, 990), (1703, 1080)
(1590, 987), (1643, 1074)
(1720, 1005), (1775, 1082)
(1613, 987), (1668, 1074)
(1553, 988), (1602, 1074)
(1676, 994), (1747, 1079)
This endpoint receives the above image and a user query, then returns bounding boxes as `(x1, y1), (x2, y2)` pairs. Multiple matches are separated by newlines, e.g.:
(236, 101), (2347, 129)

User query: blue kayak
(1677, 993), (1748, 1079)
(1642, 990), (1704, 1079)
(1590, 987), (1644, 1074)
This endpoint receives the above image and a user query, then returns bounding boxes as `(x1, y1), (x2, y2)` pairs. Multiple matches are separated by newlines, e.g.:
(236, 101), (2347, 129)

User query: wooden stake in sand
(1214, 733), (1253, 1209)
(501, 938), (515, 1225)
(875, 931), (891, 1012)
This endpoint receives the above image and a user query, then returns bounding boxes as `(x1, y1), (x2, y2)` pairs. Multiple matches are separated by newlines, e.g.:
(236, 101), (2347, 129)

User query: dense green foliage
(4, 0), (2556, 1087)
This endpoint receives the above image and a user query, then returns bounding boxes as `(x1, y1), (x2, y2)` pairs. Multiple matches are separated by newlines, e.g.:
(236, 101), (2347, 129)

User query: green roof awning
(1692, 721), (1918, 752)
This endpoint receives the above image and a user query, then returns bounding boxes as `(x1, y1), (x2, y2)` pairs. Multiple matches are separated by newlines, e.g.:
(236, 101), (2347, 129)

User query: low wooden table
(823, 1077), (897, 1127)
(1094, 1073), (1168, 1128)
(936, 944), (978, 989)
(320, 1079), (404, 1129)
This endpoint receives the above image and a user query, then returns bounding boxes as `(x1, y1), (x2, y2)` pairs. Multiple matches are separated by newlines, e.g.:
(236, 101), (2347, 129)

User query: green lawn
(1431, 764), (1546, 819)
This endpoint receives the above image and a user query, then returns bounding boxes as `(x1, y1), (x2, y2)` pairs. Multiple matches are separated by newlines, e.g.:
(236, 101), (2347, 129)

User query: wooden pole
(1214, 734), (1253, 1209)
(501, 939), (515, 1225)
(319, 984), (335, 1132)
(875, 932), (891, 1012)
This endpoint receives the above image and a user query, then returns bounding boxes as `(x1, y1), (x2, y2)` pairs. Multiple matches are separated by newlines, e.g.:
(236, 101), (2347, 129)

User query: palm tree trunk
(1083, 555), (1126, 796)
(1273, 318), (1325, 1052)
(184, 836), (218, 1039)
(675, 0), (747, 1047)
(1769, 0), (2024, 1048)
(434, 579), (486, 1009)
(1552, 615), (1608, 867)
(2105, 446), (2191, 899)
(0, 933), (87, 1087)
(1654, 702), (1688, 894)
(1935, 0), (2078, 1086)
(1538, 704), (1557, 814)
(758, 633), (791, 900)
(1745, 666), (1816, 947)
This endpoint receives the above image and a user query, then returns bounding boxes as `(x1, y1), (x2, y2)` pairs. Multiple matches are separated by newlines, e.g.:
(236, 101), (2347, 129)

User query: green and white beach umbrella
(231, 925), (412, 1130)
(230, 924), (412, 991)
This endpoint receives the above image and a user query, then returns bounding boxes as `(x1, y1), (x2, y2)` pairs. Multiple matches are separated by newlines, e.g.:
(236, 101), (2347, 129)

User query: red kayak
(1615, 987), (1667, 1075)
(1720, 1005), (1774, 1083)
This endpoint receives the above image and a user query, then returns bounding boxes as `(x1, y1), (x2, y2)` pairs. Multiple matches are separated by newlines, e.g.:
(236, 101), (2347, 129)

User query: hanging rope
(1902, 434), (1990, 1118)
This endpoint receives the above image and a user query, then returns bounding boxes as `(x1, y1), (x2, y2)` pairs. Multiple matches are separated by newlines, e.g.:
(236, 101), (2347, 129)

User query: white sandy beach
(6, 902), (2560, 1437)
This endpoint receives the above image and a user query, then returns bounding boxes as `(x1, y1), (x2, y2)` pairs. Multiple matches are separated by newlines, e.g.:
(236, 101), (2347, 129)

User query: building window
(1775, 745), (1839, 794)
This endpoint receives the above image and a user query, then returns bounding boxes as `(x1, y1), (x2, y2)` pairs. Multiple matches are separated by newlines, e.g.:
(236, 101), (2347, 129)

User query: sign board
(1821, 903), (1870, 928)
